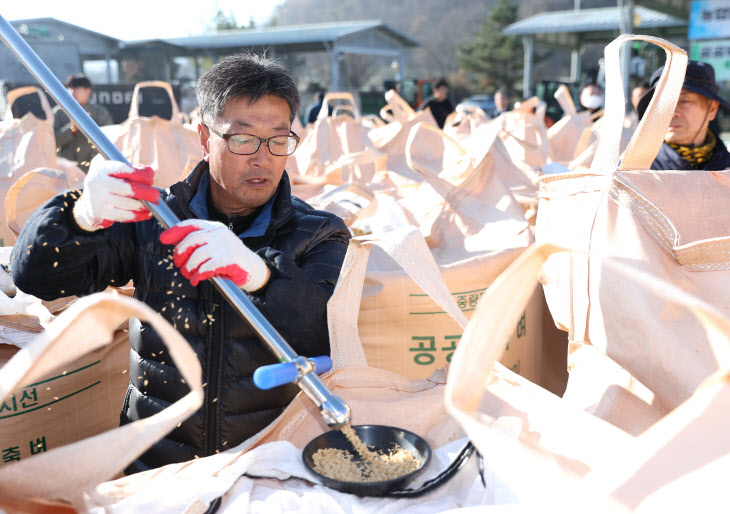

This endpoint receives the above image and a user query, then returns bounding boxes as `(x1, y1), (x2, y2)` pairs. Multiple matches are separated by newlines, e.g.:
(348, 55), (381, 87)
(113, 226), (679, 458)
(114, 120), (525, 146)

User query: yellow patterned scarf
(667, 130), (717, 169)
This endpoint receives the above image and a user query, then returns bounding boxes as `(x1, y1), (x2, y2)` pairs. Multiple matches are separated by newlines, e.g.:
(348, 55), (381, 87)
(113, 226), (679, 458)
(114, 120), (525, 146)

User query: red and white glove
(159, 219), (270, 291)
(73, 160), (159, 232)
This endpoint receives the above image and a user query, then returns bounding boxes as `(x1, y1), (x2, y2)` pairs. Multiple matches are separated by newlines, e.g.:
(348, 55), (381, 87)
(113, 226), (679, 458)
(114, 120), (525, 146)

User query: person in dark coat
(11, 53), (350, 474)
(637, 60), (730, 171)
(53, 74), (113, 172)
(420, 78), (455, 129)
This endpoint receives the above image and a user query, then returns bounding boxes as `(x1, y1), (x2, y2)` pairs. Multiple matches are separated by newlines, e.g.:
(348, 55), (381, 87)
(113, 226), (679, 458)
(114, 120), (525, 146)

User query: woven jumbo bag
(535, 34), (730, 434)
(292, 92), (386, 189)
(0, 87), (58, 246)
(0, 293), (203, 509)
(446, 243), (730, 512)
(104, 81), (201, 188)
(355, 122), (541, 381)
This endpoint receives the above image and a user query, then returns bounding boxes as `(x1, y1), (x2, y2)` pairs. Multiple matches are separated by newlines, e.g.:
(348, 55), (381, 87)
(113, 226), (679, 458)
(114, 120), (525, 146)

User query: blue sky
(3, 0), (286, 41)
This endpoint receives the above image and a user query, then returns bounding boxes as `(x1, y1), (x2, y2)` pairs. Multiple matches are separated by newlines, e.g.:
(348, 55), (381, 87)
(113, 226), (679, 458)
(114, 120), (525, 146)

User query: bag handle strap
(5, 86), (54, 122)
(554, 84), (577, 116)
(327, 227), (469, 370)
(513, 96), (539, 113)
(498, 100), (548, 151)
(128, 80), (182, 124)
(319, 92), (361, 120)
(385, 89), (416, 123)
(404, 121), (484, 206)
(5, 168), (69, 236)
(590, 35), (687, 174)
(445, 243), (730, 484)
(379, 104), (396, 123)
(0, 294), (203, 500)
(308, 181), (378, 225)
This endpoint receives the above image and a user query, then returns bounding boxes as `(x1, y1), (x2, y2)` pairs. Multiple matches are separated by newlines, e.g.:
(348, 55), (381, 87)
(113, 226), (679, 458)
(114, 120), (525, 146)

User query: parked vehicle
(457, 94), (496, 117)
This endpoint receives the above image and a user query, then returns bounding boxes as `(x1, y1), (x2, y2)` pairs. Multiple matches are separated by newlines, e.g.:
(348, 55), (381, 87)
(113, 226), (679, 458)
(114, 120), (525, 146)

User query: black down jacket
(11, 161), (350, 473)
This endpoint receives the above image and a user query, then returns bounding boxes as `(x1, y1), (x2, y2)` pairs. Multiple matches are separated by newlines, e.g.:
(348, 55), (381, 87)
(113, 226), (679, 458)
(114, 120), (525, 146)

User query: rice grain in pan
(312, 423), (421, 482)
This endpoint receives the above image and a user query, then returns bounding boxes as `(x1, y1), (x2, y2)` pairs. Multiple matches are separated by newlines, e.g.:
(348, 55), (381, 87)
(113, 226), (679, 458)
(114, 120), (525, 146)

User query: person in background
(13, 53), (350, 474)
(624, 82), (649, 131)
(579, 83), (604, 116)
(493, 89), (512, 117)
(637, 60), (730, 170)
(305, 90), (333, 125)
(420, 78), (455, 129)
(53, 74), (112, 172)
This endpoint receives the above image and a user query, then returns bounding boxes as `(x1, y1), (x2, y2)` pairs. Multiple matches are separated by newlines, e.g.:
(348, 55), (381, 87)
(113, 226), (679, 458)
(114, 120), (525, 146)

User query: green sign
(690, 40), (730, 81)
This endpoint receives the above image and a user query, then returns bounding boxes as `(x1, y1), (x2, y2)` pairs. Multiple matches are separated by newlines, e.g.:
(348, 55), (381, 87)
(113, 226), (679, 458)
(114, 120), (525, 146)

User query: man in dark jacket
(53, 74), (113, 172)
(637, 60), (730, 171)
(420, 78), (455, 129)
(11, 53), (350, 473)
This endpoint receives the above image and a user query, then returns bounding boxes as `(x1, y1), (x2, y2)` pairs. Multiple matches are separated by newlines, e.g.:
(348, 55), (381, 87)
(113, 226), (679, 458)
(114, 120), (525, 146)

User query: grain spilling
(312, 423), (421, 482)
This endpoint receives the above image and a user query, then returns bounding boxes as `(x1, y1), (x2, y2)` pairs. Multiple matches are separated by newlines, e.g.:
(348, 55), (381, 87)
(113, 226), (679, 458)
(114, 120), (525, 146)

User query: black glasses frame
(204, 124), (300, 156)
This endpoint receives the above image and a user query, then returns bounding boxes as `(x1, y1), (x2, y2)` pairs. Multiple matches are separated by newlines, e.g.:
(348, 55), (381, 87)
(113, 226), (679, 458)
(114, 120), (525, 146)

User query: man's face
(495, 92), (509, 111)
(68, 86), (91, 105)
(666, 89), (719, 146)
(631, 86), (648, 111)
(434, 85), (448, 101)
(199, 94), (291, 217)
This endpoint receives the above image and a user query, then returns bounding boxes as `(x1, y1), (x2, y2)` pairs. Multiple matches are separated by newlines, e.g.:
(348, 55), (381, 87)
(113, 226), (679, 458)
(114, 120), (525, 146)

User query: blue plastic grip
(253, 356), (333, 390)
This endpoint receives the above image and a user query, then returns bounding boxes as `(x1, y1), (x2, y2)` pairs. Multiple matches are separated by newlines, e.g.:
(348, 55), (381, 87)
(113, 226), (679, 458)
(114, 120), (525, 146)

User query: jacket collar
(170, 160), (296, 238)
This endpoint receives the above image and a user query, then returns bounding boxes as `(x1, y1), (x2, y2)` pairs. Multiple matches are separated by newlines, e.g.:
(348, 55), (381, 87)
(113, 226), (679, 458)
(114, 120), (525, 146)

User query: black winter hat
(65, 74), (92, 89)
(637, 60), (730, 120)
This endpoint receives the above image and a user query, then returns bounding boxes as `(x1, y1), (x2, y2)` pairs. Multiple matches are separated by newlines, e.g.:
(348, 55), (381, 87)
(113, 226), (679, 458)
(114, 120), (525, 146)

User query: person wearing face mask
(579, 83), (604, 116)
(637, 61), (730, 171)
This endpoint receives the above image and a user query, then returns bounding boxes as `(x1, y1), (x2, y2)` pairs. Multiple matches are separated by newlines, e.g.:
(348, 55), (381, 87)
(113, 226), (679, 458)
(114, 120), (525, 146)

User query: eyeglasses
(204, 125), (300, 156)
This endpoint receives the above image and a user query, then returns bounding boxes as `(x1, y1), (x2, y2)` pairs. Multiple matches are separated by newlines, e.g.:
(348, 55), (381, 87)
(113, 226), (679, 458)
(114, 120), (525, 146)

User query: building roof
(10, 17), (120, 43)
(504, 6), (686, 37)
(125, 20), (419, 54)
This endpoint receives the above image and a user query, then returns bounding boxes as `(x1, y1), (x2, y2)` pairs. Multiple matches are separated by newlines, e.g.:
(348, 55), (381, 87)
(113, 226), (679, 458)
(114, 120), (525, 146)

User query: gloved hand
(73, 160), (160, 232)
(159, 219), (270, 291)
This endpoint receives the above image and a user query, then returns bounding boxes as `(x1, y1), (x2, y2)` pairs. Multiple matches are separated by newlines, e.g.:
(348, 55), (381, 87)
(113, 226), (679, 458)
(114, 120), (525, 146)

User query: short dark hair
(495, 88), (509, 96)
(435, 78), (449, 89)
(65, 74), (92, 89)
(196, 52), (301, 125)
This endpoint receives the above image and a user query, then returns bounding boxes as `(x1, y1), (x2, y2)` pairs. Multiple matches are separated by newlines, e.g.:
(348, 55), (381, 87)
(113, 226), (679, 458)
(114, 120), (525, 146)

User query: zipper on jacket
(205, 286), (222, 457)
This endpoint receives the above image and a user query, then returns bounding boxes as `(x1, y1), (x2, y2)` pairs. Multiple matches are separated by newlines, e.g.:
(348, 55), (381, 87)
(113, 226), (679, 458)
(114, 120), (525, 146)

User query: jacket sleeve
(52, 107), (75, 149)
(10, 191), (137, 301)
(248, 215), (350, 359)
(92, 105), (113, 127)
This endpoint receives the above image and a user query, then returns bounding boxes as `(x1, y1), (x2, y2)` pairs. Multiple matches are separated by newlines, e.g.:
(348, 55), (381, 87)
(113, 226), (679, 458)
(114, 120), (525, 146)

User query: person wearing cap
(13, 54), (350, 474)
(53, 74), (113, 173)
(637, 61), (730, 171)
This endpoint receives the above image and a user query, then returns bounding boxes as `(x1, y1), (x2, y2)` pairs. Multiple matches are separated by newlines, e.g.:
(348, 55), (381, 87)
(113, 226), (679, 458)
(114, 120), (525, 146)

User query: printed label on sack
(1, 435), (47, 463)
(408, 288), (487, 315)
(408, 311), (527, 367)
(0, 360), (103, 420)
(0, 354), (129, 466)
(359, 280), (543, 382)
